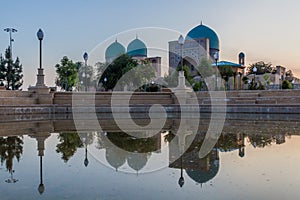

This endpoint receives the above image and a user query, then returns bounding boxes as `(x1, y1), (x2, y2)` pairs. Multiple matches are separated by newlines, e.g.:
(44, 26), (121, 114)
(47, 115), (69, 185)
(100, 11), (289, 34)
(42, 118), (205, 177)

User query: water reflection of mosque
(0, 118), (294, 193)
(97, 131), (161, 173)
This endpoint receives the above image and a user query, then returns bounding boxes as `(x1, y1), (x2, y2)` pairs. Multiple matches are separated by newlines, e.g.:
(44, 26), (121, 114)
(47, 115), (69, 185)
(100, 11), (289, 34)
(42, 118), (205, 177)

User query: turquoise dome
(127, 38), (147, 57)
(186, 23), (219, 50)
(105, 40), (126, 60)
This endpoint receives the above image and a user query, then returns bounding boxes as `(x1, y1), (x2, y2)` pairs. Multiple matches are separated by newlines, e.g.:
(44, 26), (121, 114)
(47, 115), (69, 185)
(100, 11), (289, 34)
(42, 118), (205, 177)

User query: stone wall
(0, 90), (300, 115)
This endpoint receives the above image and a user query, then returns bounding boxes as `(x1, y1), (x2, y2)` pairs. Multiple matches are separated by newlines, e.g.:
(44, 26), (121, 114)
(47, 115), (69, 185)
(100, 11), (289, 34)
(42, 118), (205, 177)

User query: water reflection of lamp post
(214, 52), (219, 90)
(178, 156), (184, 188)
(30, 132), (50, 195)
(5, 170), (18, 183)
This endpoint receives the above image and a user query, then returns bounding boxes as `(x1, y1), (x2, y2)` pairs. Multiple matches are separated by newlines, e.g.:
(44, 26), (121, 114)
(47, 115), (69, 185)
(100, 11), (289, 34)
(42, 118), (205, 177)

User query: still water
(0, 115), (300, 200)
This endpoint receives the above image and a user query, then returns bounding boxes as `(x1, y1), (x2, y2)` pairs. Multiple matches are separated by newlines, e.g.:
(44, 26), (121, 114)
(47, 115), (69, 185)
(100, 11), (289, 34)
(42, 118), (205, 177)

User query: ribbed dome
(186, 23), (219, 50)
(105, 40), (126, 61)
(127, 38), (147, 57)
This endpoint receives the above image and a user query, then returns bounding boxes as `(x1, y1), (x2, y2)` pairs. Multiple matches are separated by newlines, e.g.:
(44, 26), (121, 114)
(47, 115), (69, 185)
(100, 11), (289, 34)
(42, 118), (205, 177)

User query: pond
(0, 115), (300, 200)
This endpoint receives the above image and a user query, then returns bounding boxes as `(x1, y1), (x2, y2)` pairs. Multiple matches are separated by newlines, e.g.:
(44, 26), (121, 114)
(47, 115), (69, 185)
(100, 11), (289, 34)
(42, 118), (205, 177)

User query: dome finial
(136, 33), (138, 39)
(200, 20), (203, 25)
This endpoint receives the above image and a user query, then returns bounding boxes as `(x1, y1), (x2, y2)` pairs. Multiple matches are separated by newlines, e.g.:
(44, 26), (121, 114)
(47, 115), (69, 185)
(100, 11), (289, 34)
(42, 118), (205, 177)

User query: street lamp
(37, 29), (44, 69)
(214, 52), (219, 90)
(104, 77), (107, 91)
(253, 66), (257, 82)
(83, 52), (88, 92)
(4, 28), (17, 59)
(178, 35), (184, 72)
(36, 29), (46, 87)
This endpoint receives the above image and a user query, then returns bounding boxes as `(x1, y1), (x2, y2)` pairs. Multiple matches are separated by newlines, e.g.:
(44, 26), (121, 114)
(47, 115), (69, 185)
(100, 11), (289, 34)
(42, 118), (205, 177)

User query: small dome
(127, 152), (148, 171)
(186, 23), (219, 50)
(127, 38), (147, 57)
(105, 40), (126, 61)
(105, 148), (126, 170)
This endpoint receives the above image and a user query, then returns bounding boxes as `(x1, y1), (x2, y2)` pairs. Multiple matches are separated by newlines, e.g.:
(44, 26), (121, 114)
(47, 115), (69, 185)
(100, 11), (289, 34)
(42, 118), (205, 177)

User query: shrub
(282, 80), (292, 89)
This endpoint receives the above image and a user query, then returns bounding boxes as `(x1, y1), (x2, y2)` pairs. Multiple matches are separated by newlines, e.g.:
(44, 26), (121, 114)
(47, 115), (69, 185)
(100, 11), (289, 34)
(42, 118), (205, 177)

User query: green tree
(99, 54), (154, 91)
(282, 80), (292, 89)
(218, 66), (234, 90)
(55, 56), (79, 91)
(99, 54), (136, 90)
(163, 69), (178, 88)
(0, 48), (23, 90)
(247, 61), (274, 75)
(195, 58), (214, 78)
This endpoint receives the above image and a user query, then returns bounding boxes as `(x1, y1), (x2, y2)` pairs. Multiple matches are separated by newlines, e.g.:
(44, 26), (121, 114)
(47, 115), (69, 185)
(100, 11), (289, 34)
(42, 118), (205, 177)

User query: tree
(0, 48), (23, 90)
(218, 66), (234, 90)
(282, 80), (292, 89)
(99, 54), (155, 91)
(195, 58), (214, 78)
(55, 56), (79, 91)
(247, 61), (274, 75)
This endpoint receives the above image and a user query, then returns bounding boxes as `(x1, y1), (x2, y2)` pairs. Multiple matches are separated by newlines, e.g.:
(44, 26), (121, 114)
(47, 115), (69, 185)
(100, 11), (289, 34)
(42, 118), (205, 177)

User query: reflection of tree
(216, 134), (239, 152)
(164, 131), (175, 143)
(0, 136), (23, 172)
(56, 132), (83, 162)
(106, 132), (158, 153)
(248, 135), (274, 148)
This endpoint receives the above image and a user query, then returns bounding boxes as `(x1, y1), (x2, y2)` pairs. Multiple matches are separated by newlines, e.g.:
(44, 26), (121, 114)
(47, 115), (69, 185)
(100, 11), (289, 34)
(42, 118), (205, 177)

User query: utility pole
(4, 28), (17, 59)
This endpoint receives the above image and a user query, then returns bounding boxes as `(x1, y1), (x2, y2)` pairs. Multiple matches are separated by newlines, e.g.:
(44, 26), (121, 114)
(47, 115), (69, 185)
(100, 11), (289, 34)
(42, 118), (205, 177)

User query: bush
(282, 80), (292, 89)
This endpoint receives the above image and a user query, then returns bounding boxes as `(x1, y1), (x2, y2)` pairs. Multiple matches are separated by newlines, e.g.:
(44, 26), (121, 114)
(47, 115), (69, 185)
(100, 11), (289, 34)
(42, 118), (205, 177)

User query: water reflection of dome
(185, 159), (219, 184)
(105, 148), (126, 171)
(127, 152), (149, 172)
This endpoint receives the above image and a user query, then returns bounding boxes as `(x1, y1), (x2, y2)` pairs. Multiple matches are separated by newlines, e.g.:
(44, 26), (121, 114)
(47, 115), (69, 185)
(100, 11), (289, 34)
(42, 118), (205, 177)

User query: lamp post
(214, 52), (219, 90)
(4, 28), (17, 59)
(178, 35), (184, 71)
(176, 34), (186, 90)
(253, 66), (257, 82)
(83, 52), (88, 92)
(35, 29), (46, 87)
(104, 77), (107, 91)
(37, 29), (44, 69)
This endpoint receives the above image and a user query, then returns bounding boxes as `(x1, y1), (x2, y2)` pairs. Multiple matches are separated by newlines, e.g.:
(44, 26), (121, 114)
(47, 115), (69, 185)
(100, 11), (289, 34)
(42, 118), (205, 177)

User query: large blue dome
(127, 38), (147, 57)
(186, 23), (219, 50)
(105, 40), (126, 61)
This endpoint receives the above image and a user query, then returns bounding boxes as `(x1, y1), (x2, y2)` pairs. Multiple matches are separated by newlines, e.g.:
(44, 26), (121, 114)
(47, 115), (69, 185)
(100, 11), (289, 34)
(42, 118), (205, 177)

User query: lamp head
(253, 66), (257, 73)
(37, 29), (44, 40)
(178, 35), (184, 45)
(214, 52), (219, 61)
(83, 52), (88, 61)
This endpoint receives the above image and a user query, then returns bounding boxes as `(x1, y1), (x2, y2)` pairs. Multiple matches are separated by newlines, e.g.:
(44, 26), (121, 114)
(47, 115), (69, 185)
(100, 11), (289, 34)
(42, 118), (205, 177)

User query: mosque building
(105, 37), (162, 77)
(169, 22), (246, 90)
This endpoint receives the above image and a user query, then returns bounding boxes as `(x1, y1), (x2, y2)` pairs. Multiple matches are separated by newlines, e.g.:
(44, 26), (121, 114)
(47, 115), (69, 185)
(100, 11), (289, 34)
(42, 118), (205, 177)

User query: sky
(1, 0), (300, 90)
